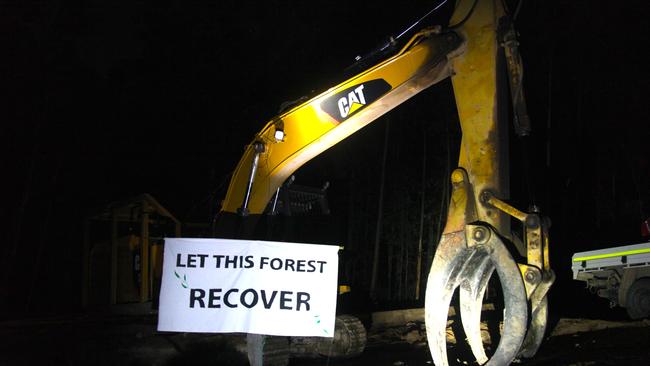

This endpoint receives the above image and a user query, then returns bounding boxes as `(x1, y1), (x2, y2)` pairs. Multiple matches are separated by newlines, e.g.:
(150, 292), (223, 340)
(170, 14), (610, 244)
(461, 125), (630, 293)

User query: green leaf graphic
(174, 271), (188, 289)
(314, 315), (329, 335)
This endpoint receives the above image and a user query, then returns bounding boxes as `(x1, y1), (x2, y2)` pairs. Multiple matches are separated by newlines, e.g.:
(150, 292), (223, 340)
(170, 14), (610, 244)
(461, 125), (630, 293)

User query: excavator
(214, 0), (554, 365)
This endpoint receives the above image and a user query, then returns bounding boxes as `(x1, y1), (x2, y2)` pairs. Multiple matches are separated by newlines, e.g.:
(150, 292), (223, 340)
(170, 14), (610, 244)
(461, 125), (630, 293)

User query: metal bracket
(238, 141), (265, 217)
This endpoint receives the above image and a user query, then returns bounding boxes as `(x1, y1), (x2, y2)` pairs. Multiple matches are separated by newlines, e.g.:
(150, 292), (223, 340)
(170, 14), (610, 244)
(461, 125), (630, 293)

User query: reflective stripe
(572, 248), (650, 262)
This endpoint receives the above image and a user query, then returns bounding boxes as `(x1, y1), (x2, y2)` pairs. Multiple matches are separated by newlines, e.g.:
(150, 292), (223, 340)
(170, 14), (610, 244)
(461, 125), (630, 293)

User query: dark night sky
(2, 1), (650, 317)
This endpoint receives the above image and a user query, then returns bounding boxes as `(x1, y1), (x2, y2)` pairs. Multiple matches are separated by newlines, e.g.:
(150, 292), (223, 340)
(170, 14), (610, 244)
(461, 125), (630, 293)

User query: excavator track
(317, 315), (367, 358)
(247, 334), (290, 366)
(290, 314), (367, 359)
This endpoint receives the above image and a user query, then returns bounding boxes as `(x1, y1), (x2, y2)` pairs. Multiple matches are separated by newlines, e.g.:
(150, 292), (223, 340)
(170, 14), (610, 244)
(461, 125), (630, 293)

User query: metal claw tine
(425, 232), (479, 366)
(519, 296), (547, 358)
(520, 271), (554, 358)
(482, 236), (528, 366)
(460, 251), (494, 365)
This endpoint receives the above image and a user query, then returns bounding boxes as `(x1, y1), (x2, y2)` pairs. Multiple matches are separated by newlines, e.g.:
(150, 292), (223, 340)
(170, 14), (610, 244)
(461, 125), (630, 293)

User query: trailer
(572, 242), (650, 319)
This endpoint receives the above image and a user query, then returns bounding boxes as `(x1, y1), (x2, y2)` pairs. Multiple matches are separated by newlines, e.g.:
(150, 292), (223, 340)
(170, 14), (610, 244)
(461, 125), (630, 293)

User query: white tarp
(157, 238), (339, 337)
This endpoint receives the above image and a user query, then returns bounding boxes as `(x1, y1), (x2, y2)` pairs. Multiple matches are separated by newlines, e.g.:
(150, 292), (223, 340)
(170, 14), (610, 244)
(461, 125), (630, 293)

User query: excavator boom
(217, 1), (554, 365)
(220, 28), (461, 216)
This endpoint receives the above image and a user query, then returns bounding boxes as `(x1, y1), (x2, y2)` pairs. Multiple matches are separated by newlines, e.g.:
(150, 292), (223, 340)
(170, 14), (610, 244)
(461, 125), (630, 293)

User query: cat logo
(337, 85), (366, 119)
(321, 79), (392, 123)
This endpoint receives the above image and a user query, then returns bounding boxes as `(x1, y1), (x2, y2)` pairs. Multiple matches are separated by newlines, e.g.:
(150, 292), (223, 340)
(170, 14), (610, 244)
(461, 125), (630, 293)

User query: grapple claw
(425, 168), (552, 365)
(425, 225), (528, 366)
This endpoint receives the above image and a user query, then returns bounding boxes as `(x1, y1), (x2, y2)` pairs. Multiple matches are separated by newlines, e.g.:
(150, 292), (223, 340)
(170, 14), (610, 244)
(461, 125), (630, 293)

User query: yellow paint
(572, 248), (650, 262)
(451, 0), (504, 230)
(221, 29), (456, 214)
(485, 195), (527, 222)
(526, 226), (544, 270)
(338, 285), (351, 295)
(443, 169), (473, 234)
(517, 264), (537, 299)
(348, 102), (364, 116)
(543, 227), (551, 269)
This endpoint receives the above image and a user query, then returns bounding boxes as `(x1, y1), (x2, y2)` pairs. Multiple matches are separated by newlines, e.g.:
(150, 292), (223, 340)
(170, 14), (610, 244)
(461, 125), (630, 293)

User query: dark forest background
(2, 0), (649, 320)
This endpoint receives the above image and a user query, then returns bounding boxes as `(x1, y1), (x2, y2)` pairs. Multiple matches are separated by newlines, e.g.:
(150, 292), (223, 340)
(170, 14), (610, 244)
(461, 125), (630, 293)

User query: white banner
(157, 238), (339, 337)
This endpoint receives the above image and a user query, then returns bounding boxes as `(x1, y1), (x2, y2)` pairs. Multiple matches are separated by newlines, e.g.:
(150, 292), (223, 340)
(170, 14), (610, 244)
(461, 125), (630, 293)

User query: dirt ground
(348, 318), (650, 366)
(1, 313), (649, 366)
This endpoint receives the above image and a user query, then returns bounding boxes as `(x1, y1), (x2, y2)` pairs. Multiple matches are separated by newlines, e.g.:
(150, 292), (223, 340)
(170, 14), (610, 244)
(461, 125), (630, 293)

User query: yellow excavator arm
(220, 27), (461, 216)
(217, 1), (553, 365)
